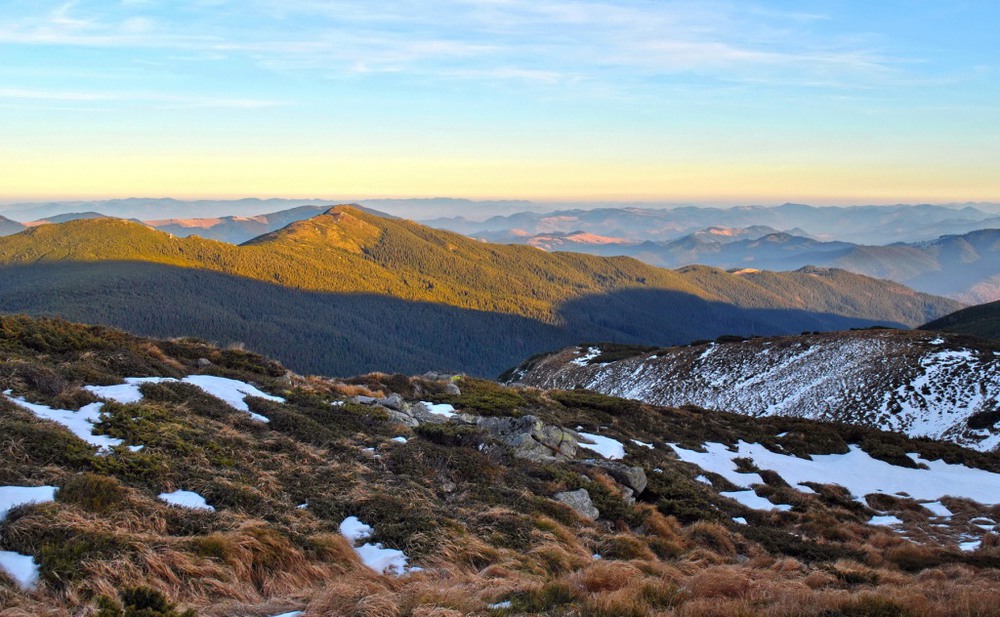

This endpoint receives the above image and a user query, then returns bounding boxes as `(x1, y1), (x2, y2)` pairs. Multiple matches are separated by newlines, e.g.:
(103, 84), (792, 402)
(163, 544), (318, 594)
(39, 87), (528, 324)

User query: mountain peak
(242, 204), (383, 251)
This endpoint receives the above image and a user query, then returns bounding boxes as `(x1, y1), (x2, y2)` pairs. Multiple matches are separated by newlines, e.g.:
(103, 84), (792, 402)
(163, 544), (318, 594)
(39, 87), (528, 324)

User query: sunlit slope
(0, 206), (960, 327)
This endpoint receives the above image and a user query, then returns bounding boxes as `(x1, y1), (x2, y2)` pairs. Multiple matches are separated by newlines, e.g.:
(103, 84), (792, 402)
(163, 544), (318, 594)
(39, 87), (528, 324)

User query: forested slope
(0, 207), (963, 376)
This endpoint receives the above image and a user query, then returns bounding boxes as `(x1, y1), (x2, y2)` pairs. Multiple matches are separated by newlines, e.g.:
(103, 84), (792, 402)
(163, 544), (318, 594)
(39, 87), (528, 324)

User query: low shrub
(599, 535), (656, 561)
(58, 473), (127, 513)
(550, 389), (643, 419)
(510, 580), (577, 613)
(96, 585), (197, 617)
(835, 596), (915, 617)
(442, 378), (527, 417)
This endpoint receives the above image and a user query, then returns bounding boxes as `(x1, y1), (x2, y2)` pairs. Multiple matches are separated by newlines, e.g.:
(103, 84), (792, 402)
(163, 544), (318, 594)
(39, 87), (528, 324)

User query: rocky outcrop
(554, 489), (599, 520)
(460, 414), (579, 462)
(351, 395), (451, 426)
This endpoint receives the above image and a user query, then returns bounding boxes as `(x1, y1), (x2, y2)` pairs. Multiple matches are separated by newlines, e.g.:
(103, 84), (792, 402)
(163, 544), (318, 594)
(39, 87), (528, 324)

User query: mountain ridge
(0, 207), (964, 376)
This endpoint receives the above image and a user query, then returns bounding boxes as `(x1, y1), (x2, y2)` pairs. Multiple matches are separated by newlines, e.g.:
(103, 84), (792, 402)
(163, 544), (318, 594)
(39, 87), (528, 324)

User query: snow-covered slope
(511, 330), (1000, 452)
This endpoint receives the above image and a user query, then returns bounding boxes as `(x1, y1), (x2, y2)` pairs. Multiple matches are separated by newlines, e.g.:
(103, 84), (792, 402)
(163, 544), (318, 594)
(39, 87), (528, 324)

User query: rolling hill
(0, 207), (962, 376)
(922, 300), (1000, 341)
(4, 315), (1000, 615)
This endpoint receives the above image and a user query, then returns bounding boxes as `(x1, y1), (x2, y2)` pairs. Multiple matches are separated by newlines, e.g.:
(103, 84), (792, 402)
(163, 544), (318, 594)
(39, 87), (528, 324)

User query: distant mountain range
(4, 199), (1000, 243)
(429, 203), (1000, 245)
(0, 206), (960, 377)
(533, 227), (1000, 304)
(510, 329), (1000, 452)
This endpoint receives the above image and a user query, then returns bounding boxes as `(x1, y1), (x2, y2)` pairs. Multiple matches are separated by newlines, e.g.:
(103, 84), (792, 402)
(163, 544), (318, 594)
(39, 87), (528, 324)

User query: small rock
(621, 486), (636, 507)
(386, 409), (419, 428)
(443, 382), (461, 396)
(197, 358), (212, 367)
(374, 393), (406, 411)
(555, 488), (600, 520)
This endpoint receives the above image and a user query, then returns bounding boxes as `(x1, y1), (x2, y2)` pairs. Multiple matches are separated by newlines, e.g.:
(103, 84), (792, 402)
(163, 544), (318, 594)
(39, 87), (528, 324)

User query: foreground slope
(923, 300), (1000, 342)
(0, 208), (962, 377)
(5, 316), (1000, 616)
(509, 329), (1000, 452)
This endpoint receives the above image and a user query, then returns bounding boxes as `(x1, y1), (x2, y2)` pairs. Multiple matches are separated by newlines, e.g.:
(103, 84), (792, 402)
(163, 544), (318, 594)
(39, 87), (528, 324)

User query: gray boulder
(582, 460), (648, 495)
(555, 489), (599, 520)
(386, 409), (419, 428)
(407, 401), (451, 424)
(468, 415), (579, 462)
(375, 393), (406, 411)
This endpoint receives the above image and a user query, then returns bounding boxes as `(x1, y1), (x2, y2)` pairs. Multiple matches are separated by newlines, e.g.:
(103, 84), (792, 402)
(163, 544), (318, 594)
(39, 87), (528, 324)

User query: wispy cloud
(0, 87), (281, 109)
(0, 0), (909, 91)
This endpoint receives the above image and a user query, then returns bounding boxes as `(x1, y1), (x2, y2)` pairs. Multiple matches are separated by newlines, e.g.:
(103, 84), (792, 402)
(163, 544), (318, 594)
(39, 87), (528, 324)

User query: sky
(1, 1), (998, 204)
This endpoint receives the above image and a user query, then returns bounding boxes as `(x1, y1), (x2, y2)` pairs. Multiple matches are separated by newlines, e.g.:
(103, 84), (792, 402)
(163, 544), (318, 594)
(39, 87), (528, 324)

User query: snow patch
(421, 402), (456, 418)
(86, 375), (283, 422)
(721, 490), (791, 512)
(732, 517), (748, 525)
(4, 395), (123, 452)
(0, 551), (40, 589)
(158, 490), (215, 511)
(571, 346), (601, 366)
(960, 540), (982, 552)
(339, 516), (415, 575)
(578, 432), (626, 460)
(630, 438), (654, 449)
(0, 486), (57, 522)
(922, 501), (953, 517)
(869, 515), (904, 526)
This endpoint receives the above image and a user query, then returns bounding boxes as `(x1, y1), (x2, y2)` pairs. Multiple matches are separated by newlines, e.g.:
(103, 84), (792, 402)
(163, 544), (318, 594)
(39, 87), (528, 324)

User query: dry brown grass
(8, 318), (1000, 617)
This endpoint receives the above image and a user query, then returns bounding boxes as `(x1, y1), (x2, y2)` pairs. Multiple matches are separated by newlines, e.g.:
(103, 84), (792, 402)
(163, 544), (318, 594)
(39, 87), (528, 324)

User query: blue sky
(1, 1), (998, 202)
